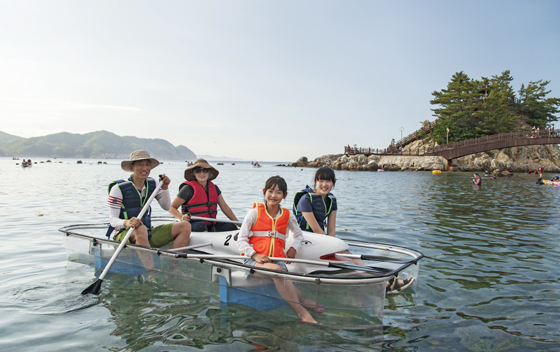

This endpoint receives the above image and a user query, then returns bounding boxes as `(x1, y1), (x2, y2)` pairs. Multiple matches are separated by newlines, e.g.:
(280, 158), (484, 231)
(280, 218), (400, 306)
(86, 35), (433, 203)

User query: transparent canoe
(59, 218), (423, 327)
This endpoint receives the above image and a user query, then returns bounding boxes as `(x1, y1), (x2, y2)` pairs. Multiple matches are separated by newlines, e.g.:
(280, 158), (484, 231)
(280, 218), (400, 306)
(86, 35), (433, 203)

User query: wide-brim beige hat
(121, 150), (160, 172)
(184, 159), (219, 181)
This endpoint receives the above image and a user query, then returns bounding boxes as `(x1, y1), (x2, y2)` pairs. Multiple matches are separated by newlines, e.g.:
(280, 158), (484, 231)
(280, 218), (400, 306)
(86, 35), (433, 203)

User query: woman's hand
(181, 213), (191, 222)
(284, 247), (297, 264)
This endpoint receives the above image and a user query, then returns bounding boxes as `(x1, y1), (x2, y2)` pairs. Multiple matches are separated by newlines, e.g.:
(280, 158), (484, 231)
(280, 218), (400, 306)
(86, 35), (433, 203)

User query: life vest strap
(189, 209), (218, 216)
(251, 231), (287, 240)
(184, 201), (218, 208)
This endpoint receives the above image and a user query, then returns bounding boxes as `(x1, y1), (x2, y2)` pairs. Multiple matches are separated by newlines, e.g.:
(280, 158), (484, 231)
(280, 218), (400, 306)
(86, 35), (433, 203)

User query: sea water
(1, 157), (560, 351)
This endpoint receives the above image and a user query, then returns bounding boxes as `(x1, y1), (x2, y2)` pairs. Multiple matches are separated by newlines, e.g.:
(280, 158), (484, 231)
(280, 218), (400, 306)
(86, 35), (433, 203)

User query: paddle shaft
(175, 253), (390, 273)
(82, 179), (163, 294)
(190, 215), (241, 225)
(99, 180), (163, 281)
(336, 253), (413, 264)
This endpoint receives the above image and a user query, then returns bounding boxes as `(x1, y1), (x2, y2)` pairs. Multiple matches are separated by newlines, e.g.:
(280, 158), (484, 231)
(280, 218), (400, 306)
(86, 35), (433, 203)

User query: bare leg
(129, 225), (154, 271)
(171, 221), (191, 250)
(255, 263), (317, 324)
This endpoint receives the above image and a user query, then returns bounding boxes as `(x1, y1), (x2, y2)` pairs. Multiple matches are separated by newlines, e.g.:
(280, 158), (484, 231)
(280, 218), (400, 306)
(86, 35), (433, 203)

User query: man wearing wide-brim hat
(108, 150), (191, 263)
(169, 159), (239, 232)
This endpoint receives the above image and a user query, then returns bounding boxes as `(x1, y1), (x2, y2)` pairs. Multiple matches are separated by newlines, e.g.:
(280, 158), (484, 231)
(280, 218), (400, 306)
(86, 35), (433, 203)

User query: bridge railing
(346, 129), (558, 157)
(393, 119), (440, 149)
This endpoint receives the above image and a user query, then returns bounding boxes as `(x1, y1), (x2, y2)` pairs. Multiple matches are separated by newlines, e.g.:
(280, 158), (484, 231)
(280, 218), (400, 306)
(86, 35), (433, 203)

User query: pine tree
(517, 80), (560, 129)
(429, 70), (559, 144)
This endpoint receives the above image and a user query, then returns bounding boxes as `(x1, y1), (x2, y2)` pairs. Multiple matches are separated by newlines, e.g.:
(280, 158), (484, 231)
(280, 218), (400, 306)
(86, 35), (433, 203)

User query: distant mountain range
(0, 130), (197, 160)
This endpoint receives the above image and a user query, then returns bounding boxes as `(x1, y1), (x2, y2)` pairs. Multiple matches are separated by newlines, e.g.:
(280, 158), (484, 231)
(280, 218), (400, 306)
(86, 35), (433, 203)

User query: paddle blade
(82, 279), (103, 295)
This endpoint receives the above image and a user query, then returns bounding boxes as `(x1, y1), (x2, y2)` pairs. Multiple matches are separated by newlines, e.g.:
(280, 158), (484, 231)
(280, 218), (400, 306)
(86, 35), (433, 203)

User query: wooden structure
(345, 130), (560, 160)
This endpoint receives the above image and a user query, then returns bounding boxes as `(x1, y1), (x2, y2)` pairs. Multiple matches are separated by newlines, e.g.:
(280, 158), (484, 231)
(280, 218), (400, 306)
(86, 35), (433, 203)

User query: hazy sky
(1, 1), (559, 161)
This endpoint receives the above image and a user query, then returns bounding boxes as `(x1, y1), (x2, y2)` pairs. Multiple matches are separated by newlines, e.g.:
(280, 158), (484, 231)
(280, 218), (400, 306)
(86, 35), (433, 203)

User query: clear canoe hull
(60, 218), (423, 328)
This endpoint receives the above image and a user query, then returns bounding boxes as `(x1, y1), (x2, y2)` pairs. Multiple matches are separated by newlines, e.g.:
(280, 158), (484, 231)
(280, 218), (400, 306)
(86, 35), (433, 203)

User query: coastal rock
(295, 144), (560, 173)
(296, 154), (446, 171)
(451, 145), (560, 172)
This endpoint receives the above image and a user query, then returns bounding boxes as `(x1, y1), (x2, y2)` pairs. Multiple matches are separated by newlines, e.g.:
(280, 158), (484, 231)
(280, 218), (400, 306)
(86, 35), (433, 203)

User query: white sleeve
(287, 212), (303, 253)
(237, 208), (258, 258)
(108, 185), (126, 229)
(157, 189), (171, 210)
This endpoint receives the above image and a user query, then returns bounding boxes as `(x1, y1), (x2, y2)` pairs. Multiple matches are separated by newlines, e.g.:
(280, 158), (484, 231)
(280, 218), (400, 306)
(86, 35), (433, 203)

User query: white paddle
(174, 253), (392, 274)
(190, 215), (242, 226)
(82, 179), (164, 295)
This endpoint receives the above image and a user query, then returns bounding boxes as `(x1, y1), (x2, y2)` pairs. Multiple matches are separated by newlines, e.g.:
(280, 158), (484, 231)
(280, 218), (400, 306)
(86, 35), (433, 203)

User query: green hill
(0, 131), (23, 146)
(0, 130), (197, 160)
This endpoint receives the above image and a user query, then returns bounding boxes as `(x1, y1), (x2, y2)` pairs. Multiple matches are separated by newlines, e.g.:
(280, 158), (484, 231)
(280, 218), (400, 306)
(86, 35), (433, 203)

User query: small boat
(432, 170), (442, 174)
(377, 169), (385, 172)
(59, 217), (423, 327)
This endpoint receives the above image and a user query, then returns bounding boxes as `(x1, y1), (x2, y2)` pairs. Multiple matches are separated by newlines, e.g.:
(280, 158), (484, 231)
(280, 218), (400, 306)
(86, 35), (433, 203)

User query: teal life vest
(106, 176), (157, 239)
(293, 186), (335, 232)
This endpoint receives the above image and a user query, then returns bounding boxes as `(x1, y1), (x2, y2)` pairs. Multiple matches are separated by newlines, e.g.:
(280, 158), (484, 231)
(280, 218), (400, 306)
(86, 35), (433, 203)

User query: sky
(1, 1), (559, 162)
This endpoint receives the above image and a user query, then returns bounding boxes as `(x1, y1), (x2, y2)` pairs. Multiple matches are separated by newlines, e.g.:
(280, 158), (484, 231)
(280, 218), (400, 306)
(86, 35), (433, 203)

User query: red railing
(346, 130), (559, 159)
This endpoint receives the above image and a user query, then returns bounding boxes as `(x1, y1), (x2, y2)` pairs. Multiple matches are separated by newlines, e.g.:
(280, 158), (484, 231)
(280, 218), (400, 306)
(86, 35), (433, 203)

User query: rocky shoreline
(293, 143), (560, 173)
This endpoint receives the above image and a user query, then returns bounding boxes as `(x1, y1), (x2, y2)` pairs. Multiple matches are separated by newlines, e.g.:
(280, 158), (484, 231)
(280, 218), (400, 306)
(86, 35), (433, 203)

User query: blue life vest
(106, 176), (157, 239)
(293, 186), (335, 232)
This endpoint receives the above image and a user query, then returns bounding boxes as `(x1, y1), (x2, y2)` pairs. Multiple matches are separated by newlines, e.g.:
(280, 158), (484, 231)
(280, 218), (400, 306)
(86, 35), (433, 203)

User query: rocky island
(294, 139), (560, 173)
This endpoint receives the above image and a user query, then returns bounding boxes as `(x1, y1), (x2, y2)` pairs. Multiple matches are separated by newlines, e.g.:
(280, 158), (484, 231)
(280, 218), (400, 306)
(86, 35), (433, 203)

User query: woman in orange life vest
(237, 176), (324, 324)
(169, 159), (239, 231)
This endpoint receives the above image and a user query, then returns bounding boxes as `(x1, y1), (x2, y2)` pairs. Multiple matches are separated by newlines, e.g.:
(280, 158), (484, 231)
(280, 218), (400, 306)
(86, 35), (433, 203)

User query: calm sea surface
(1, 157), (560, 351)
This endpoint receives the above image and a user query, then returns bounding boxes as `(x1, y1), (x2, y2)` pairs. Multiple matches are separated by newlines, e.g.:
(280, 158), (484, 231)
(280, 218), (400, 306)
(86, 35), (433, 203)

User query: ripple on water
(3, 160), (560, 349)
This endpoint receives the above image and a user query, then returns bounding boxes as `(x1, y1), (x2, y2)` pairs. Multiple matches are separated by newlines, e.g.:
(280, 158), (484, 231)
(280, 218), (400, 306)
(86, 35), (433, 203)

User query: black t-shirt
(177, 183), (222, 203)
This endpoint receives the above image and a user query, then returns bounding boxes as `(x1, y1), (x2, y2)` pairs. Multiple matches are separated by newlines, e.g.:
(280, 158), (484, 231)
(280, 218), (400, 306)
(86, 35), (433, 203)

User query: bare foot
(299, 312), (318, 324)
(301, 299), (325, 313)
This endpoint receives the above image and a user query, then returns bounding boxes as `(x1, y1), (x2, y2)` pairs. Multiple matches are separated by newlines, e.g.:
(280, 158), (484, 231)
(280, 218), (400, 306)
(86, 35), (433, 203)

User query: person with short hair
(108, 150), (191, 251)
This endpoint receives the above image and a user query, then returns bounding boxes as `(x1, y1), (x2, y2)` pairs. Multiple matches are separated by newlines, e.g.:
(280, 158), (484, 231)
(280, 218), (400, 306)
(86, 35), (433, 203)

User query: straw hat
(184, 159), (219, 181)
(121, 150), (160, 172)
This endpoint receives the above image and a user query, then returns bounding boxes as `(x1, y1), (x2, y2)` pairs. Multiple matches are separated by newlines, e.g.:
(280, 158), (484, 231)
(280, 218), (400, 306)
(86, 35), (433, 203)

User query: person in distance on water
(293, 166), (414, 294)
(237, 176), (323, 324)
(169, 159), (239, 232)
(107, 150), (191, 250)
(473, 173), (482, 186)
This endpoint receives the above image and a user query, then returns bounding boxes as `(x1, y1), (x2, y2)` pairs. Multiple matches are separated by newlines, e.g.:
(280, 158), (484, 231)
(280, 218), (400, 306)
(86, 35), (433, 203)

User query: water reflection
(2, 158), (560, 350)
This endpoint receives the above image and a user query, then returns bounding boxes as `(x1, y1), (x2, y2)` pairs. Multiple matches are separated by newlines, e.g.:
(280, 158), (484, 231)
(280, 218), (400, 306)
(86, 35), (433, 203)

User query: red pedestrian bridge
(345, 130), (560, 160)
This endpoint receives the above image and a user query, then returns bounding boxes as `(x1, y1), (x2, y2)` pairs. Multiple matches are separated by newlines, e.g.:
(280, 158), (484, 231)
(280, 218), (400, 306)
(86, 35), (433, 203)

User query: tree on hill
(517, 80), (560, 129)
(430, 70), (559, 145)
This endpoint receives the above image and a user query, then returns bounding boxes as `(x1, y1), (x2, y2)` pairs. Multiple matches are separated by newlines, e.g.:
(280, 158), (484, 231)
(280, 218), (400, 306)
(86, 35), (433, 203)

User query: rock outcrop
(294, 138), (560, 172)
(294, 153), (447, 171)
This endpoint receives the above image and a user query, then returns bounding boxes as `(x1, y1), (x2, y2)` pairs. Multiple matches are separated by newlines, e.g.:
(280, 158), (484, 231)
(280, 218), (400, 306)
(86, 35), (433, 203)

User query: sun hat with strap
(184, 159), (219, 181)
(121, 150), (160, 172)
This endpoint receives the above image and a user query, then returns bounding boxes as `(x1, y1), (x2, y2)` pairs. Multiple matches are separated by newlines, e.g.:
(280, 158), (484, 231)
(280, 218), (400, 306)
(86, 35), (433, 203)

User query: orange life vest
(249, 202), (290, 258)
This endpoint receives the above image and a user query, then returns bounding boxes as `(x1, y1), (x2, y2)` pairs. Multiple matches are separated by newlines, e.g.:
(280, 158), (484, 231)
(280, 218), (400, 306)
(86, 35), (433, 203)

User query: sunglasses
(194, 167), (210, 174)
